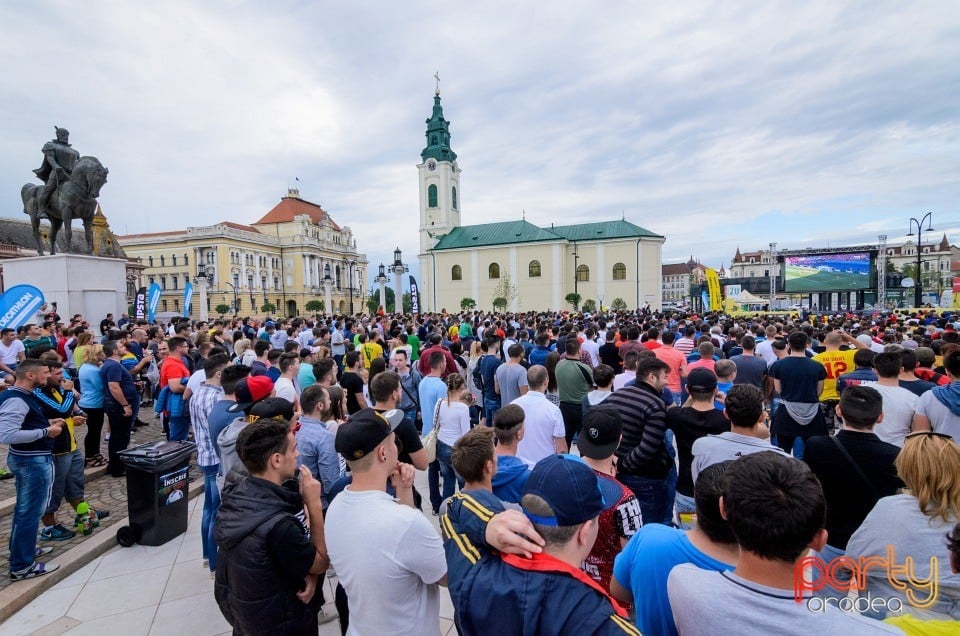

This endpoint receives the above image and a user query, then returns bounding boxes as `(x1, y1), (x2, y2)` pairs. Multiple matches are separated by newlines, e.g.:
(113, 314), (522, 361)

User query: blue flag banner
(409, 276), (420, 315)
(183, 282), (194, 318)
(0, 284), (45, 330)
(147, 283), (162, 323)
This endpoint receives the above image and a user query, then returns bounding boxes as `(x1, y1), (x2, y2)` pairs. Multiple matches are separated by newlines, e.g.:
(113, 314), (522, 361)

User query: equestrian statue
(21, 127), (109, 255)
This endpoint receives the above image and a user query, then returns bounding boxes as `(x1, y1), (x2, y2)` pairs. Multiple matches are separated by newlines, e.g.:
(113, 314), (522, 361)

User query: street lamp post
(195, 260), (214, 322)
(768, 242), (777, 310)
(391, 247), (409, 314)
(907, 213), (934, 307)
(573, 243), (580, 310)
(224, 281), (239, 316)
(375, 263), (389, 313)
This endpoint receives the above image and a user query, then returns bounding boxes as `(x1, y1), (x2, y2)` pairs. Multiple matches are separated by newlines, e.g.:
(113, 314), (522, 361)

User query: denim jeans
(436, 440), (463, 501)
(617, 472), (672, 526)
(402, 408), (418, 432)
(8, 454), (53, 573)
(168, 415), (190, 442)
(201, 464), (221, 572)
(428, 460), (442, 513)
(483, 397), (501, 428)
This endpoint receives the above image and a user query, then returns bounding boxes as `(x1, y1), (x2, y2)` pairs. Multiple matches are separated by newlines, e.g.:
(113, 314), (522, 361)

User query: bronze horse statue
(21, 156), (109, 256)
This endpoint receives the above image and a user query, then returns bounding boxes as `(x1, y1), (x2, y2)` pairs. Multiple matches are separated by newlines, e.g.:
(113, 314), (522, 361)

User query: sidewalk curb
(0, 464), (108, 517)
(0, 478), (203, 625)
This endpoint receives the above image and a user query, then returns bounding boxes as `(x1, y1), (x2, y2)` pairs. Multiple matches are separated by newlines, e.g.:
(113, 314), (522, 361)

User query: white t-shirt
(613, 370), (636, 392)
(581, 339), (601, 367)
(513, 391), (566, 468)
(0, 339), (25, 365)
(861, 382), (919, 446)
(436, 400), (471, 447)
(274, 377), (297, 403)
(326, 488), (445, 636)
(186, 369), (205, 396)
(916, 388), (960, 441)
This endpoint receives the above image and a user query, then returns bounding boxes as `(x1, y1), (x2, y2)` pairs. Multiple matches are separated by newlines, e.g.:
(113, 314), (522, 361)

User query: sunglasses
(904, 431), (954, 442)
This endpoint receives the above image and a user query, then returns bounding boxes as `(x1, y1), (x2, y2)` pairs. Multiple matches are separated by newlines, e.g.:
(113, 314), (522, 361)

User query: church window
(452, 265), (462, 281)
(488, 263), (500, 279)
(428, 184), (438, 208)
(612, 262), (626, 280)
(452, 186), (458, 210)
(529, 260), (541, 278)
(577, 265), (590, 282)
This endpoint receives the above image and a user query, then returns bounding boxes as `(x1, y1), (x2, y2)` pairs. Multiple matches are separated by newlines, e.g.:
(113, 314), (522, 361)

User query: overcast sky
(2, 1), (958, 286)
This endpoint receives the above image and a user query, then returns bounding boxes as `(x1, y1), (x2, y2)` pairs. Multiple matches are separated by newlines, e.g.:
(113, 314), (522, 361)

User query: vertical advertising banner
(705, 268), (723, 311)
(182, 282), (194, 318)
(147, 283), (162, 323)
(0, 285), (45, 330)
(408, 276), (420, 315)
(134, 286), (147, 320)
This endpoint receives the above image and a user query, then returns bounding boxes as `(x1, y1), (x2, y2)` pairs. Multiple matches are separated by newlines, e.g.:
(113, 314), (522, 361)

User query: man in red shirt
(641, 328), (661, 351)
(416, 333), (457, 378)
(618, 327), (645, 364)
(577, 407), (642, 593)
(160, 336), (191, 441)
(653, 331), (687, 405)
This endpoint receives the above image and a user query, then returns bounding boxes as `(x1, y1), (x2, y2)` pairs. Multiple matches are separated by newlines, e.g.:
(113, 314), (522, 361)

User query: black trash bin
(117, 440), (195, 547)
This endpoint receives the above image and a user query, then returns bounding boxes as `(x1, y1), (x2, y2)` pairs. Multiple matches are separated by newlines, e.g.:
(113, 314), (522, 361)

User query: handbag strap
(829, 435), (880, 500)
(400, 376), (420, 410)
(432, 398), (443, 430)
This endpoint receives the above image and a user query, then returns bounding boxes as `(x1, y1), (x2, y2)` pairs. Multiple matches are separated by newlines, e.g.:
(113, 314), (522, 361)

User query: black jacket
(214, 476), (321, 635)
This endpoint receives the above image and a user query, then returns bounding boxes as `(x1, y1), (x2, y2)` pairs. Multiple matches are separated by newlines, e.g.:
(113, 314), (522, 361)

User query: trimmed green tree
(305, 300), (324, 313)
(261, 302), (277, 314)
(581, 299), (597, 313)
(492, 297), (507, 312)
(215, 303), (231, 317)
(565, 292), (581, 311)
(460, 297), (477, 311)
(611, 297), (628, 311)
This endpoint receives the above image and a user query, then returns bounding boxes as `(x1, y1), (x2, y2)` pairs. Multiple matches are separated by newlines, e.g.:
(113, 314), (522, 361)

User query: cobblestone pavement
(0, 411), (199, 590)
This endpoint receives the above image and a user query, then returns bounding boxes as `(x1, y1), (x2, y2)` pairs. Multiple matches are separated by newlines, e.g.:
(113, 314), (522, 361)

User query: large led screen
(783, 253), (872, 292)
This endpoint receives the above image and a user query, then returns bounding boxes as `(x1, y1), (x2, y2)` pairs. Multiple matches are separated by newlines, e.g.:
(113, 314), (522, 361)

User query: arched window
(428, 184), (438, 208)
(612, 262), (626, 280)
(488, 263), (500, 279)
(452, 186), (458, 210)
(529, 260), (542, 278)
(451, 265), (463, 281)
(577, 265), (590, 282)
(172, 255), (178, 266)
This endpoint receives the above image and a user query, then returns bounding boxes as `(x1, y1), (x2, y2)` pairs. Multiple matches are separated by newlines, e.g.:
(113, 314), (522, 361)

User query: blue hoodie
(492, 455), (531, 503)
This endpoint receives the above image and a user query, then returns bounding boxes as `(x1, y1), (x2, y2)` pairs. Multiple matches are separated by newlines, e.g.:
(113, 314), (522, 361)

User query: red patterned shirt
(582, 471), (642, 592)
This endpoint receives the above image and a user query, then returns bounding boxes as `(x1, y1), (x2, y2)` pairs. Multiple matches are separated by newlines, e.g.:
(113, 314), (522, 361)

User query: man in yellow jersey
(812, 331), (868, 431)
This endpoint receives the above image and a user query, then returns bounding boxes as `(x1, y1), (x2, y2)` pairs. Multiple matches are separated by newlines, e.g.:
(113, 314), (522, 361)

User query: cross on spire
(434, 71), (440, 95)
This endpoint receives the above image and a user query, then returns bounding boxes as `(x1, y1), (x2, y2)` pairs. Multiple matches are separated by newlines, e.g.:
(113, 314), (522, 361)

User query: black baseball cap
(577, 407), (623, 460)
(686, 368), (718, 394)
(248, 397), (295, 422)
(335, 408), (404, 461)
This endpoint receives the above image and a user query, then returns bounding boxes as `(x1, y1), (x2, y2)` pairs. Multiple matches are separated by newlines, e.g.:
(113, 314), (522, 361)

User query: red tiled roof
(254, 194), (341, 231)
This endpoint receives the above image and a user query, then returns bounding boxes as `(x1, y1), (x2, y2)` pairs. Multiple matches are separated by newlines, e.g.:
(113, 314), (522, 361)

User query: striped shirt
(605, 381), (670, 478)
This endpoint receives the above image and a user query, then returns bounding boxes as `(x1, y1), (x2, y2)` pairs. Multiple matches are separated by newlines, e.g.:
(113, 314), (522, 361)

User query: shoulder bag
(421, 399), (441, 464)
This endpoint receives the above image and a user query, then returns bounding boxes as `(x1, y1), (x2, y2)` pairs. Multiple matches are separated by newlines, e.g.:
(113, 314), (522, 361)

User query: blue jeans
(201, 464), (221, 572)
(436, 440), (463, 501)
(617, 472), (672, 526)
(428, 460), (442, 513)
(8, 454), (53, 573)
(168, 415), (190, 442)
(483, 397), (501, 427)
(402, 408), (417, 431)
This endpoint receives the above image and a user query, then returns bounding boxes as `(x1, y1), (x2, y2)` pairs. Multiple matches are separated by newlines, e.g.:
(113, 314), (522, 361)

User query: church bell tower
(418, 80), (461, 256)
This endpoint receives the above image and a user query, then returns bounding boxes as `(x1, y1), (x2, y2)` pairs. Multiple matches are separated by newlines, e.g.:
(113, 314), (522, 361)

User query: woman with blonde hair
(435, 373), (472, 501)
(78, 344), (107, 467)
(847, 432), (960, 619)
(232, 338), (254, 366)
(72, 331), (94, 369)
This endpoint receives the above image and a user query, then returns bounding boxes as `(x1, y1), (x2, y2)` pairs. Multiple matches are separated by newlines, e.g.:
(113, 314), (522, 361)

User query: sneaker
(35, 547), (53, 557)
(203, 558), (209, 568)
(11, 561), (59, 581)
(0, 468), (13, 480)
(40, 524), (76, 541)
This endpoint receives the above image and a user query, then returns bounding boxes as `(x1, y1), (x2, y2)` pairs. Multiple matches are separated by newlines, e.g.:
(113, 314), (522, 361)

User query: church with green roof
(416, 87), (665, 312)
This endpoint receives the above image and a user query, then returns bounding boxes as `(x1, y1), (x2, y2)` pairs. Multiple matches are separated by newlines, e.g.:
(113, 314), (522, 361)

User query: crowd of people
(2, 304), (960, 634)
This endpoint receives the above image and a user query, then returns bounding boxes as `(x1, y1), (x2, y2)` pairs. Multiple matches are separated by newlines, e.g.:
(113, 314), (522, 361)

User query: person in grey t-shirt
(668, 452), (900, 635)
(495, 344), (529, 406)
(691, 385), (791, 483)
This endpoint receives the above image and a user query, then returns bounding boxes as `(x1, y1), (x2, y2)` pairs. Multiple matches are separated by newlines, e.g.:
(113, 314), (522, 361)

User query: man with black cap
(444, 453), (639, 634)
(578, 407), (642, 593)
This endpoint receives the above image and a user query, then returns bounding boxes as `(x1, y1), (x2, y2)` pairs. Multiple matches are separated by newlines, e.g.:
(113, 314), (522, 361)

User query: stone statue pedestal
(3, 254), (126, 325)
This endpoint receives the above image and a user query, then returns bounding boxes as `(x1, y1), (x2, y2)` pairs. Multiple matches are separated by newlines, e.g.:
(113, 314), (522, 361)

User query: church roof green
(431, 219), (663, 251)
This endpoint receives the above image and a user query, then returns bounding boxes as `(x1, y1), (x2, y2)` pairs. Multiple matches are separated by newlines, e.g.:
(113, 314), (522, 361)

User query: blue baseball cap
(522, 455), (606, 526)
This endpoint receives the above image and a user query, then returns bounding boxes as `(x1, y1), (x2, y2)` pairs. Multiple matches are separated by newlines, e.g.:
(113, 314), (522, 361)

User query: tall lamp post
(346, 259), (358, 315)
(375, 263), (389, 312)
(224, 281), (239, 316)
(768, 242), (777, 310)
(573, 242), (580, 310)
(391, 247), (409, 313)
(322, 264), (333, 315)
(195, 260), (214, 322)
(907, 213), (934, 307)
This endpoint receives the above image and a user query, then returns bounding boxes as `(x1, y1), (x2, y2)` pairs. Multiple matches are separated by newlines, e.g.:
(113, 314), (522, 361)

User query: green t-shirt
(555, 358), (593, 404)
(407, 335), (421, 361)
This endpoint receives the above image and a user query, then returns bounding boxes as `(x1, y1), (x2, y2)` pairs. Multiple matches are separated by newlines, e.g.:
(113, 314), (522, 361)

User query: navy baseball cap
(335, 408), (404, 461)
(522, 455), (606, 527)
